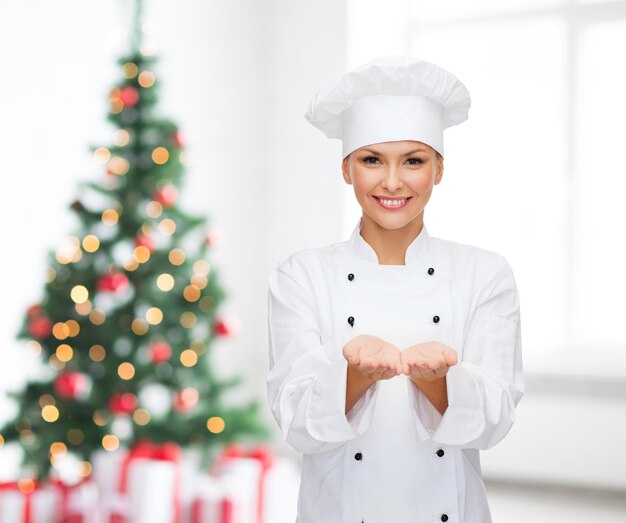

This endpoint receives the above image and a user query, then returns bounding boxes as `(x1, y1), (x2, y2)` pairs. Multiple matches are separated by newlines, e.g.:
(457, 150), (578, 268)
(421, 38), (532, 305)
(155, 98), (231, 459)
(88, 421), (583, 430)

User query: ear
(434, 156), (444, 185)
(341, 157), (352, 185)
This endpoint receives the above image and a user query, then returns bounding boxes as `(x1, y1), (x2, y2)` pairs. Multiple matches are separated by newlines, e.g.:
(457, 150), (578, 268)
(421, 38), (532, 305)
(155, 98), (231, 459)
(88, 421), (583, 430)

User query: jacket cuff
(406, 377), (443, 439)
(431, 364), (486, 445)
(306, 356), (380, 442)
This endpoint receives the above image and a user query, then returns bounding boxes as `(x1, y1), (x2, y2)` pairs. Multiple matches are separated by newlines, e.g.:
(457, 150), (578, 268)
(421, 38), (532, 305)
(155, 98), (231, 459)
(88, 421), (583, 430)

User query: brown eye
(362, 156), (379, 164)
(407, 158), (424, 165)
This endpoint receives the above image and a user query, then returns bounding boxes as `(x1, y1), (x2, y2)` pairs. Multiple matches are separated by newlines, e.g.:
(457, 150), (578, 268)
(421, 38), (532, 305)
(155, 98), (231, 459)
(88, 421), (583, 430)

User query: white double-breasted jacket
(267, 217), (524, 523)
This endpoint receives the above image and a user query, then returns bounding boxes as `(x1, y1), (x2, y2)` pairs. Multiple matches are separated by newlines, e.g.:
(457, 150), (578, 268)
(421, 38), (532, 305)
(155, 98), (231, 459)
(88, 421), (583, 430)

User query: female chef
(266, 55), (524, 523)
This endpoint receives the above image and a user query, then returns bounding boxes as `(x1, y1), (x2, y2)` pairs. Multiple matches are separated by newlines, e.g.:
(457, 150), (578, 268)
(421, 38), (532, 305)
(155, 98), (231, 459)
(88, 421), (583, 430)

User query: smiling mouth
(372, 196), (412, 209)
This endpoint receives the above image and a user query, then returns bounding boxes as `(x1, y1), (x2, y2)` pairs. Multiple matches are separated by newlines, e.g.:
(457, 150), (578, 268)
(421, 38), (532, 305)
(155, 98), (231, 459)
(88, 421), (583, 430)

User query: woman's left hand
(400, 341), (458, 382)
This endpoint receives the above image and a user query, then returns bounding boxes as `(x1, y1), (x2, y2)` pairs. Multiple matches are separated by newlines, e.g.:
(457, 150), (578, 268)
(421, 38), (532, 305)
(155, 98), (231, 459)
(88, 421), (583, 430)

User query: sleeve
(266, 263), (380, 455)
(407, 254), (524, 450)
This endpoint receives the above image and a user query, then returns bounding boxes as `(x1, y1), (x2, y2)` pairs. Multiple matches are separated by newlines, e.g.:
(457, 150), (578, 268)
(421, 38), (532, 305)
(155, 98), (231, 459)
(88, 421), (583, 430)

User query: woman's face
(341, 140), (443, 230)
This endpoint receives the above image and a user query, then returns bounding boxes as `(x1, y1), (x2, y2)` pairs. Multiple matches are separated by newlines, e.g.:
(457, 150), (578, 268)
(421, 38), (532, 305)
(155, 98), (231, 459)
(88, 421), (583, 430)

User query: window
(345, 0), (626, 373)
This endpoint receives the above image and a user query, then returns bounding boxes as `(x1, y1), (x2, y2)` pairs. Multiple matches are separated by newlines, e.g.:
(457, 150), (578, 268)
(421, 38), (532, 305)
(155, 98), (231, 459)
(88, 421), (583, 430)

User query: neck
(359, 214), (425, 265)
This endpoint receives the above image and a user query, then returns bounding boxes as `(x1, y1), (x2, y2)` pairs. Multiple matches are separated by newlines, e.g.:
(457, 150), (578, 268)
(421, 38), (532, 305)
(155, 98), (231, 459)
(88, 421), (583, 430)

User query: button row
(348, 266), (445, 523)
(347, 314), (441, 327)
(347, 267), (435, 282)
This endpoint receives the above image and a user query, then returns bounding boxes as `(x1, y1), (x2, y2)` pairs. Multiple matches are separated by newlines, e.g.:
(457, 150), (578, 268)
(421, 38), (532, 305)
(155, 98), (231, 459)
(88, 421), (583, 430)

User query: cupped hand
(400, 341), (458, 382)
(343, 334), (403, 382)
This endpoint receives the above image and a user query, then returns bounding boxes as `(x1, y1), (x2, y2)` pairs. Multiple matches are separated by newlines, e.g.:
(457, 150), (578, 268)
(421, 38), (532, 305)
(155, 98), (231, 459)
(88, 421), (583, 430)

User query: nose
(381, 165), (403, 192)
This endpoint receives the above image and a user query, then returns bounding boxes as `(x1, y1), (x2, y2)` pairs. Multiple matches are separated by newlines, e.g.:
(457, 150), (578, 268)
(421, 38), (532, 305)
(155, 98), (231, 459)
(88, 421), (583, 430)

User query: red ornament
(55, 372), (89, 400)
(97, 272), (129, 293)
(204, 231), (219, 246)
(135, 234), (155, 252)
(120, 86), (139, 107)
(27, 304), (42, 317)
(170, 131), (184, 148)
(28, 316), (53, 339)
(148, 340), (172, 364)
(173, 388), (198, 412)
(152, 184), (178, 208)
(108, 392), (138, 415)
(213, 317), (233, 337)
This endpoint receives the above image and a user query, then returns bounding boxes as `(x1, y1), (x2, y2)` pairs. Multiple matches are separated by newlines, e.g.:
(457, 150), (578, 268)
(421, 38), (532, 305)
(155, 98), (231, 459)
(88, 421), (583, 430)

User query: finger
(443, 347), (458, 366)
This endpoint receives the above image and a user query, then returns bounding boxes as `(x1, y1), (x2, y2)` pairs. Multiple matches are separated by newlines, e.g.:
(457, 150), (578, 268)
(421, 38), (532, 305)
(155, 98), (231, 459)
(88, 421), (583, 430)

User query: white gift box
(0, 485), (60, 523)
(210, 455), (300, 523)
(92, 447), (184, 523)
(190, 474), (245, 523)
(261, 457), (299, 523)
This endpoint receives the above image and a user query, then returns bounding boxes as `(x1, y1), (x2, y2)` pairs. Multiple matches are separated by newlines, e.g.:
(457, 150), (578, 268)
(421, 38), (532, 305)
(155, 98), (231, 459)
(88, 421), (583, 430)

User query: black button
(436, 449), (445, 457)
(354, 452), (362, 460)
(428, 267), (435, 275)
(348, 316), (354, 327)
(433, 315), (440, 323)
(348, 273), (354, 281)
(441, 515), (448, 522)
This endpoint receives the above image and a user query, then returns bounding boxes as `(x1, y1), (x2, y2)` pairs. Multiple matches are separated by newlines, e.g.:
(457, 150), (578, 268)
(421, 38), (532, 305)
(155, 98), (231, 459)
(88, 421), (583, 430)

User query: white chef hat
(304, 55), (471, 159)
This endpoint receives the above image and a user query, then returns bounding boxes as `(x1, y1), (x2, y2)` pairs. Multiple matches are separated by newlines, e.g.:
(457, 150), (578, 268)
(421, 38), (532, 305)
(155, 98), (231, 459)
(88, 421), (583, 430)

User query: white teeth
(379, 198), (406, 206)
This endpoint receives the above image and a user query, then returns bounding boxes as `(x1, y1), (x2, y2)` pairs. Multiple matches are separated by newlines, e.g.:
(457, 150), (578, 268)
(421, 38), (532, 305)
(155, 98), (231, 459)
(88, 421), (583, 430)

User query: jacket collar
(347, 216), (431, 266)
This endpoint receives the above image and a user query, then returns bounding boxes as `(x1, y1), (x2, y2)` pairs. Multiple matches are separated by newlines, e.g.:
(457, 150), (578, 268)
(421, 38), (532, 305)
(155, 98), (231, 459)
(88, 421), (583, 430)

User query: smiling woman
(342, 140), (444, 265)
(267, 55), (523, 523)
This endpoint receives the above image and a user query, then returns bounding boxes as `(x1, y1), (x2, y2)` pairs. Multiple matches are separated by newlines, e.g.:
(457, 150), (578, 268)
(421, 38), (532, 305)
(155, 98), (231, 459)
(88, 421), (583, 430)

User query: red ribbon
(49, 477), (92, 523)
(117, 440), (182, 523)
(0, 479), (65, 523)
(2, 477), (97, 523)
(214, 444), (275, 523)
(0, 480), (40, 523)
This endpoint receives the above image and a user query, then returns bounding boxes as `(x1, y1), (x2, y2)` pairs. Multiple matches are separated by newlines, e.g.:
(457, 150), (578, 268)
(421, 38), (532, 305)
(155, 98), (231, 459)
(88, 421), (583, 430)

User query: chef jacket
(266, 216), (524, 523)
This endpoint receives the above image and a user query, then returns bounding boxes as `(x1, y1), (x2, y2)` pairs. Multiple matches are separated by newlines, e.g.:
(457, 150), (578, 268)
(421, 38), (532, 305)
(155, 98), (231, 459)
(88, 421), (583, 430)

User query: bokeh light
(151, 146), (169, 165)
(118, 362), (135, 380)
(207, 416), (225, 434)
(42, 405), (60, 423)
(71, 285), (89, 304)
(133, 246), (151, 263)
(102, 209), (119, 226)
(67, 428), (84, 445)
(180, 349), (198, 367)
(122, 62), (139, 79)
(183, 285), (201, 302)
(180, 312), (197, 329)
(109, 156), (130, 175)
(82, 235), (100, 252)
(157, 273), (175, 291)
(52, 322), (70, 340)
(93, 148), (111, 164)
(55, 344), (73, 362)
(168, 248), (185, 265)
(145, 200), (163, 218)
(89, 309), (106, 325)
(102, 434), (119, 451)
(138, 70), (156, 88)
(131, 318), (149, 335)
(89, 344), (106, 362)
(133, 408), (151, 426)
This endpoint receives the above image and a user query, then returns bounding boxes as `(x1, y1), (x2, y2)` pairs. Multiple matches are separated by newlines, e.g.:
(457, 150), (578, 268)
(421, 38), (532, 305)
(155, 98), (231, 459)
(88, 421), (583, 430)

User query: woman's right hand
(343, 334), (405, 382)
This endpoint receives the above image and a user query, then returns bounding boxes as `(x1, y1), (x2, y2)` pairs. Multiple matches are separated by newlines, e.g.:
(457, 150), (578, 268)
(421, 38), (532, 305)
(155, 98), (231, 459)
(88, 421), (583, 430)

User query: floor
(486, 480), (626, 522)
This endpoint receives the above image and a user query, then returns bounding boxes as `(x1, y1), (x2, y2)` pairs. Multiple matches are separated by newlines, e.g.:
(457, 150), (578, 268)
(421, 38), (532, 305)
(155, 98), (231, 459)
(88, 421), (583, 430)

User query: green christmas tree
(0, 0), (269, 481)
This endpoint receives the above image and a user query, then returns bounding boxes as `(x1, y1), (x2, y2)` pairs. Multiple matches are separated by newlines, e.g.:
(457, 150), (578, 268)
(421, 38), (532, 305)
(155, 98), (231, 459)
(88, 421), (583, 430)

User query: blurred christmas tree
(0, 0), (269, 481)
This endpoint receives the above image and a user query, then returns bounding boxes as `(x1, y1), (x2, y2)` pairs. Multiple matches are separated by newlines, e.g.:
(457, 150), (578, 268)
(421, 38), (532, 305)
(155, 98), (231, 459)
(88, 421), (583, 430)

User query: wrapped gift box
(0, 482), (60, 523)
(206, 445), (300, 523)
(92, 441), (186, 523)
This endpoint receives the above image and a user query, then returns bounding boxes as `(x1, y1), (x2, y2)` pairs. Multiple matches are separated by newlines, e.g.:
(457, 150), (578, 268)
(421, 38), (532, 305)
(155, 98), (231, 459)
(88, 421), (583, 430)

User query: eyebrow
(360, 148), (427, 156)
